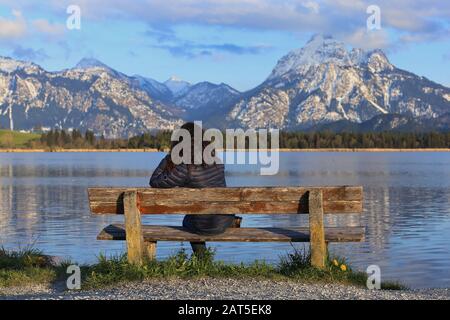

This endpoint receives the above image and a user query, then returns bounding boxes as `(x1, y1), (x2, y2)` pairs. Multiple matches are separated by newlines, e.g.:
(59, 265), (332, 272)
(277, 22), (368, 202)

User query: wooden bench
(87, 186), (364, 268)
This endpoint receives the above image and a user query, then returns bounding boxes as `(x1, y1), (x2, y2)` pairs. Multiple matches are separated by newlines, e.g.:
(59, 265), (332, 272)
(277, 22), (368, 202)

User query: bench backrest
(88, 186), (363, 215)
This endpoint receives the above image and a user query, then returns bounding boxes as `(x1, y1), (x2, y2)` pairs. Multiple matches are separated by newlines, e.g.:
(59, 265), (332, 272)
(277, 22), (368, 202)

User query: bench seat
(88, 186), (365, 267)
(98, 224), (365, 243)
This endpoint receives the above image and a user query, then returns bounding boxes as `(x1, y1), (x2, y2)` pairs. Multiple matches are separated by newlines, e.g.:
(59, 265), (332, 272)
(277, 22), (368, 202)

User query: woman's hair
(166, 122), (214, 171)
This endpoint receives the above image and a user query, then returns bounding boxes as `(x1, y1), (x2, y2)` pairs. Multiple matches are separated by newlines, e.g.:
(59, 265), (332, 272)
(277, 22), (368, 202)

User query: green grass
(0, 130), (40, 148)
(0, 247), (68, 287)
(81, 248), (279, 289)
(0, 246), (406, 291)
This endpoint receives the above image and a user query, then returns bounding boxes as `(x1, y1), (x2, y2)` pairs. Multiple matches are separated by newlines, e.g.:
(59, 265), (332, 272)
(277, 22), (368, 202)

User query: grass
(0, 246), (406, 291)
(0, 130), (40, 148)
(0, 247), (68, 287)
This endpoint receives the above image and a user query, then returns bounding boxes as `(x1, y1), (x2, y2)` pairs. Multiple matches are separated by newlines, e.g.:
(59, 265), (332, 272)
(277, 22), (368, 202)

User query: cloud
(145, 26), (272, 58)
(12, 45), (49, 61)
(152, 42), (272, 58)
(145, 27), (178, 43)
(301, 1), (320, 14)
(57, 41), (72, 60)
(0, 10), (27, 39)
(0, 9), (66, 45)
(32, 19), (65, 37)
(343, 28), (391, 51)
(1, 0), (449, 50)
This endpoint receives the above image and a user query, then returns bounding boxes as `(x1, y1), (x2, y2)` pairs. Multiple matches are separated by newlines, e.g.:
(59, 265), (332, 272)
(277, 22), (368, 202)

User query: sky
(0, 0), (449, 91)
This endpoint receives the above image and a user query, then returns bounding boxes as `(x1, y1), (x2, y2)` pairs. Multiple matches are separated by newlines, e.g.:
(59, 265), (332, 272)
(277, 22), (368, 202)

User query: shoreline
(1, 148), (450, 153)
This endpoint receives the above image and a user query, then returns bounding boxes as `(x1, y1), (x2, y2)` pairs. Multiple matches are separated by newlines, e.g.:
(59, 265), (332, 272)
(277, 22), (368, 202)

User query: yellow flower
(340, 264), (347, 272)
(332, 259), (339, 267)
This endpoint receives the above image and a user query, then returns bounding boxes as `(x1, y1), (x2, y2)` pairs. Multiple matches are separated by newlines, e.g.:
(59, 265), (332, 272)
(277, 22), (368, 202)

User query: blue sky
(0, 0), (449, 91)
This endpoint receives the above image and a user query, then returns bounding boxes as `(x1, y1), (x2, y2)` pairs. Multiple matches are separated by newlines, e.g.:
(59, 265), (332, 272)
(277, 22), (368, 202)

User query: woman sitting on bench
(150, 122), (238, 256)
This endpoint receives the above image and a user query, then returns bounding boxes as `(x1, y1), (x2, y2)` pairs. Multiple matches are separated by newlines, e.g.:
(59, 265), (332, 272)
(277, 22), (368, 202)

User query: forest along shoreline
(1, 129), (450, 150)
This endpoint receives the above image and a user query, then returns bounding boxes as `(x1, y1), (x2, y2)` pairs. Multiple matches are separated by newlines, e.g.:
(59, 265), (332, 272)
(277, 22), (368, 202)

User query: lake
(1, 151), (449, 289)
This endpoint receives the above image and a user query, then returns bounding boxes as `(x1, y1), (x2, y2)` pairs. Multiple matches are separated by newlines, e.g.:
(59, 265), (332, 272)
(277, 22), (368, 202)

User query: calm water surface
(1, 152), (449, 289)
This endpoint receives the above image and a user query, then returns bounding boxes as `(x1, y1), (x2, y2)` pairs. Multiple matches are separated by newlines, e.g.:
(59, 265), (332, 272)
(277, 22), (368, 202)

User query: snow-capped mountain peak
(366, 49), (393, 72)
(130, 75), (173, 101)
(164, 76), (191, 96)
(229, 34), (449, 130)
(268, 34), (373, 80)
(75, 57), (111, 70)
(72, 57), (130, 80)
(133, 75), (169, 93)
(0, 56), (38, 73)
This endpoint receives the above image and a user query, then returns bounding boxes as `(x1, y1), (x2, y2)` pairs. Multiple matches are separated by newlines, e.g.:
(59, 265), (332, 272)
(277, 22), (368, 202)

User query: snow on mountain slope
(164, 76), (191, 97)
(0, 57), (183, 137)
(0, 57), (241, 136)
(0, 56), (41, 74)
(1, 36), (449, 136)
(131, 75), (173, 102)
(174, 82), (239, 109)
(228, 34), (449, 129)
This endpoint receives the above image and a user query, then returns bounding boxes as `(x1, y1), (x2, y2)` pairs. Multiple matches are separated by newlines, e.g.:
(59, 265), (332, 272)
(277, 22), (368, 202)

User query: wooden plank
(89, 201), (362, 215)
(97, 224), (365, 242)
(137, 200), (362, 215)
(88, 186), (363, 215)
(309, 190), (326, 269)
(123, 190), (144, 265)
(88, 186), (362, 202)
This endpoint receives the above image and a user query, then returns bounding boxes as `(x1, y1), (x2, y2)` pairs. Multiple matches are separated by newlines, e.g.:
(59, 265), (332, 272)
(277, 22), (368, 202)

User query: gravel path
(1, 278), (449, 300)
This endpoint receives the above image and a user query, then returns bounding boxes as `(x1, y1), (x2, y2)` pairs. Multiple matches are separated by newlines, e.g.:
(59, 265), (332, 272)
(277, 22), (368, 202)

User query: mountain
(1, 35), (449, 137)
(0, 56), (39, 74)
(131, 75), (173, 102)
(227, 34), (450, 129)
(172, 82), (240, 123)
(0, 57), (183, 137)
(0, 56), (240, 137)
(75, 57), (112, 70)
(164, 76), (191, 97)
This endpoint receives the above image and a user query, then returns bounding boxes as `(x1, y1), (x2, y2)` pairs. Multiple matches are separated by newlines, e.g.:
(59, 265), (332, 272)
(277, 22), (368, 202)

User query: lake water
(1, 152), (449, 289)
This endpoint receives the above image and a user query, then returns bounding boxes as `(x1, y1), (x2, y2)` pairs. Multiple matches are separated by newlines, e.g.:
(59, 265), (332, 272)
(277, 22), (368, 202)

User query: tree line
(279, 131), (450, 149)
(30, 129), (450, 149)
(30, 129), (173, 150)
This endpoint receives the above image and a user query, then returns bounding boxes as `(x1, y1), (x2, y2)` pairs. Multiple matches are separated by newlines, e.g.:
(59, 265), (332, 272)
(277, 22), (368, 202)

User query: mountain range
(0, 34), (449, 137)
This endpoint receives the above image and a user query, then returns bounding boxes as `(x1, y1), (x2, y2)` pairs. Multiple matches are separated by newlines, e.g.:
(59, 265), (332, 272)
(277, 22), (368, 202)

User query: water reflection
(0, 152), (449, 288)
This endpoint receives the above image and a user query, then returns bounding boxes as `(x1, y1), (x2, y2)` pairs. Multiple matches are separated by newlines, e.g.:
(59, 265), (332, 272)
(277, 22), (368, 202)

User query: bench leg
(145, 241), (157, 260)
(309, 189), (326, 269)
(123, 190), (144, 265)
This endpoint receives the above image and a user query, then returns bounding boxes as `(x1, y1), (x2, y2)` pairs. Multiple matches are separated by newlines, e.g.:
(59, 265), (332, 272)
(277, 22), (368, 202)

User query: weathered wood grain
(309, 190), (326, 269)
(88, 186), (363, 215)
(123, 191), (144, 265)
(97, 224), (365, 242)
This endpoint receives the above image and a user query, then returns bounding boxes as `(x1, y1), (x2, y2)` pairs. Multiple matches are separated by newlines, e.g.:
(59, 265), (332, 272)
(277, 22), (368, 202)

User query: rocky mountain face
(164, 76), (191, 98)
(0, 57), (241, 137)
(227, 34), (450, 130)
(0, 57), (184, 137)
(173, 81), (240, 122)
(0, 34), (449, 137)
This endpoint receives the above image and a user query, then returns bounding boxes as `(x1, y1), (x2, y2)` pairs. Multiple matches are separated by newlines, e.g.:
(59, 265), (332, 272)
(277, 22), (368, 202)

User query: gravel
(1, 278), (449, 300)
